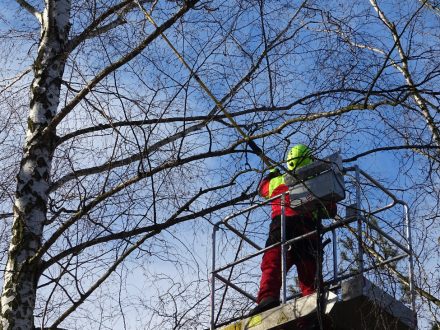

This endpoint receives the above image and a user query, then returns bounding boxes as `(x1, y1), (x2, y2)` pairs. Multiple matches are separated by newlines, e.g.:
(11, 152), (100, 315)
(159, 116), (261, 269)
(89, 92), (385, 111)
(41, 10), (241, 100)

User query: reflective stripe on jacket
(258, 173), (298, 218)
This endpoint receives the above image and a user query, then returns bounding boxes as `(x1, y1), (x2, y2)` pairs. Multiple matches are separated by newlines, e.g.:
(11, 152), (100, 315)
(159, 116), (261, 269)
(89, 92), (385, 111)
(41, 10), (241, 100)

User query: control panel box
(285, 152), (345, 212)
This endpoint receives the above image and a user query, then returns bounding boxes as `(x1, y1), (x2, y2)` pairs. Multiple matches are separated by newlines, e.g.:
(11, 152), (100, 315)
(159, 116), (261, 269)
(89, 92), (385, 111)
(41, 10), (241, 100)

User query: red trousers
(257, 215), (320, 303)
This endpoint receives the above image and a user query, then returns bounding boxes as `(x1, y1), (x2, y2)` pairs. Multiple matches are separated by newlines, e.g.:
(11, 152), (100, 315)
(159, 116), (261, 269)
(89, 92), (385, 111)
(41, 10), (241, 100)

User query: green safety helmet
(286, 144), (313, 171)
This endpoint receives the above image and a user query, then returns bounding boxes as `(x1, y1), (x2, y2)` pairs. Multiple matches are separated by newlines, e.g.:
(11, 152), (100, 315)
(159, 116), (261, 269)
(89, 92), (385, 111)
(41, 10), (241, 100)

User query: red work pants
(257, 215), (320, 303)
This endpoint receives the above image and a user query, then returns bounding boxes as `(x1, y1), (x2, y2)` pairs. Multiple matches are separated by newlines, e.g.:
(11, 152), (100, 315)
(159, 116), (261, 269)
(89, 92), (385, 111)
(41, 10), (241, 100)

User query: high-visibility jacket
(258, 172), (336, 219)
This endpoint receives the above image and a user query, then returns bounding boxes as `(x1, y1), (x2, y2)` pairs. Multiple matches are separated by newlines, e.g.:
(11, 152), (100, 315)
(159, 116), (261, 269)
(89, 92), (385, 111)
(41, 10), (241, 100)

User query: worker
(249, 144), (337, 316)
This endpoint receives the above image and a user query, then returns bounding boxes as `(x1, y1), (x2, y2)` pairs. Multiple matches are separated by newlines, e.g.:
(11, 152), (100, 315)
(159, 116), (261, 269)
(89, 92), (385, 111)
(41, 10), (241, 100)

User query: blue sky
(0, 0), (438, 328)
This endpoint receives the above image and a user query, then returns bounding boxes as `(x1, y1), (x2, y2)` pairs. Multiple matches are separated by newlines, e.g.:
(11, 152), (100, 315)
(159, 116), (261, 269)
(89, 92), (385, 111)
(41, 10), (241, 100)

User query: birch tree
(1, 1), (203, 328)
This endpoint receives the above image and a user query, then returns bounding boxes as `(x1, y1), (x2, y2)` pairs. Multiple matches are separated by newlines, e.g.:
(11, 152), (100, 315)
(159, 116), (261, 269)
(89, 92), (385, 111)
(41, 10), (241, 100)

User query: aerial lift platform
(210, 154), (417, 330)
(216, 276), (415, 330)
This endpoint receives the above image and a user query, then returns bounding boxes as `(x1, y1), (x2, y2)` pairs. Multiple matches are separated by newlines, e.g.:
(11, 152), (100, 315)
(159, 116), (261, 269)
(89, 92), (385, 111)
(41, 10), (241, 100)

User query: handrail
(210, 166), (416, 329)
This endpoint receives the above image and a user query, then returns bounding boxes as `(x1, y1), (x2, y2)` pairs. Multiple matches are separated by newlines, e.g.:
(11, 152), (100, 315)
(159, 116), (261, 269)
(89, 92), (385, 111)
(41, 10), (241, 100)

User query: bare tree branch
(46, 0), (200, 134)
(343, 145), (440, 163)
(0, 67), (32, 94)
(15, 0), (42, 22)
(370, 0), (440, 147)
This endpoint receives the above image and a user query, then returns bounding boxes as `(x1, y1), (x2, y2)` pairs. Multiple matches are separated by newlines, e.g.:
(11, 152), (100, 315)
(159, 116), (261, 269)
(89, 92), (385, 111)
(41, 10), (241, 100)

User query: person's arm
(258, 168), (280, 198)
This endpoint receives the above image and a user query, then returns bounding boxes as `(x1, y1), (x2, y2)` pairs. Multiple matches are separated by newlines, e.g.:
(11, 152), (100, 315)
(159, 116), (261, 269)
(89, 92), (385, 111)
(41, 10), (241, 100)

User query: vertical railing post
(332, 227), (338, 281)
(355, 165), (364, 275)
(281, 193), (287, 304)
(210, 224), (219, 330)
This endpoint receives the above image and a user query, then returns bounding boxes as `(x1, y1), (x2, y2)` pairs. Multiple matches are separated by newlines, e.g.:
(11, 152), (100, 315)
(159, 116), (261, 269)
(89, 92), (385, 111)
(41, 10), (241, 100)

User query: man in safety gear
(249, 144), (337, 316)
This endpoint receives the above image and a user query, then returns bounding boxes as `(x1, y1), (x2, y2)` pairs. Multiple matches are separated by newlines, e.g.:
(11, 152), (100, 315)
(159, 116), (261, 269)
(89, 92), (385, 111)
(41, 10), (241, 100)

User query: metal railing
(209, 166), (416, 329)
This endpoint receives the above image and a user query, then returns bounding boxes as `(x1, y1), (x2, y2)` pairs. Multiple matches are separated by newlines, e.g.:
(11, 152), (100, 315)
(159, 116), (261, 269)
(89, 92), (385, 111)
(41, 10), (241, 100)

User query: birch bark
(0, 0), (71, 328)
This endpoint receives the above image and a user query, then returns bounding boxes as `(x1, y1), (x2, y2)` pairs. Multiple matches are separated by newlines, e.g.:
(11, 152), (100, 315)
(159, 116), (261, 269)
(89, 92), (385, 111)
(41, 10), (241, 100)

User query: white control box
(285, 152), (345, 212)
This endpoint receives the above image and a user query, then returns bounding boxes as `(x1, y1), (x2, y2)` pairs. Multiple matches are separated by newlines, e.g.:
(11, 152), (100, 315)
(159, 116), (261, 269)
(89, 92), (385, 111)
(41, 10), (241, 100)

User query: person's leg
(294, 219), (328, 329)
(253, 216), (295, 315)
(292, 231), (320, 329)
(257, 245), (282, 303)
(296, 257), (318, 296)
(293, 218), (320, 296)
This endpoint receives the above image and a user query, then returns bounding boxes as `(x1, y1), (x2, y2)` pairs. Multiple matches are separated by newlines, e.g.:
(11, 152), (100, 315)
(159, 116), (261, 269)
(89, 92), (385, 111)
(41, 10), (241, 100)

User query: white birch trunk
(1, 1), (71, 328)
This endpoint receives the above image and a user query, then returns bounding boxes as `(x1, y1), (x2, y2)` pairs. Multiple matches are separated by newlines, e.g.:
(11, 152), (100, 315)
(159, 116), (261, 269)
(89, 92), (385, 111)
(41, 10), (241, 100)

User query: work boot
(247, 297), (280, 317)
